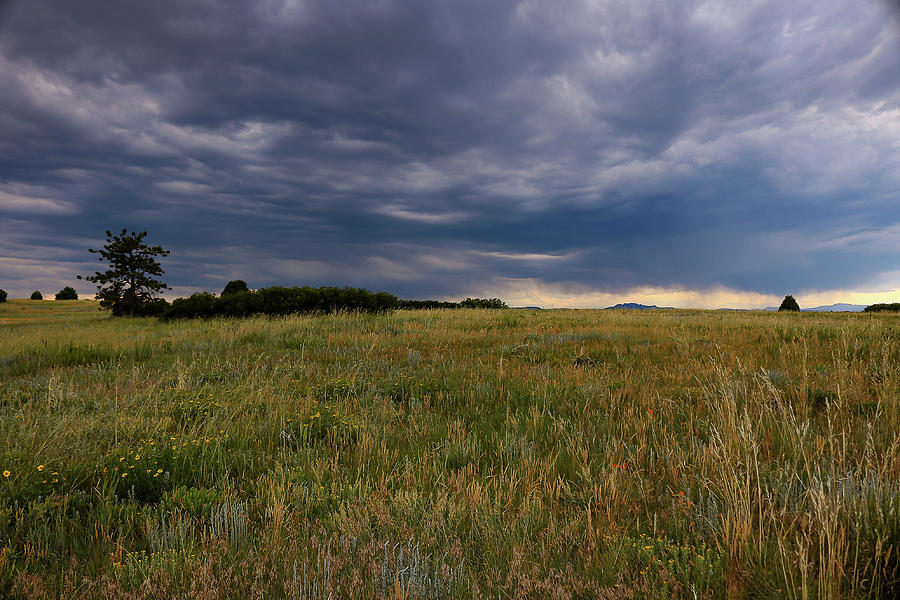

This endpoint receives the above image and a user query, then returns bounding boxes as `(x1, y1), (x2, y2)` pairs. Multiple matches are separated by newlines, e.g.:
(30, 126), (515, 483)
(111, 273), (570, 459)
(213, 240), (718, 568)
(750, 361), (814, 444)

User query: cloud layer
(1, 0), (899, 306)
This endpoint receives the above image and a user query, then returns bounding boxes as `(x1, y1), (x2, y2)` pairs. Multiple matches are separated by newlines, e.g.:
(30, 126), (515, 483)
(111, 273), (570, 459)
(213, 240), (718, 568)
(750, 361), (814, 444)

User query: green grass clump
(283, 402), (360, 448)
(0, 300), (898, 598)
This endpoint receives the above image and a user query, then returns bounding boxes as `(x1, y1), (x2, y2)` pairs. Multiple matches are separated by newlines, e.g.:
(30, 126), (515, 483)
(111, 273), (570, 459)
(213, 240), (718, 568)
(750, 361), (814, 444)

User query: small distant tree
(30, 291), (43, 300)
(778, 295), (800, 312)
(0, 289), (6, 303)
(55, 286), (78, 300)
(78, 229), (171, 316)
(221, 280), (249, 296)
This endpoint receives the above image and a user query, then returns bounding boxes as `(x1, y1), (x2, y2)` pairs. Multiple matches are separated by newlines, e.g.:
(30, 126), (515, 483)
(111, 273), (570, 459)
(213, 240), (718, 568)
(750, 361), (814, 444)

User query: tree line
(162, 285), (400, 319)
(0, 287), (78, 302)
(0, 230), (508, 317)
(863, 303), (900, 313)
(398, 298), (508, 310)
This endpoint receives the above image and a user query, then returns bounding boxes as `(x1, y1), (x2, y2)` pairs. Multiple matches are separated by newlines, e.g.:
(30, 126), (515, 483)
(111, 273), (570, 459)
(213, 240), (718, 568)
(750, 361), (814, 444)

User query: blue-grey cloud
(1, 0), (899, 303)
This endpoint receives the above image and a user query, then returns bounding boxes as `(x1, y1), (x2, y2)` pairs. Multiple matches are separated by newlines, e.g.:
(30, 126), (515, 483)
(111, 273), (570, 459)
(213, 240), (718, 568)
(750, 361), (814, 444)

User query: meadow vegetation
(0, 299), (897, 598)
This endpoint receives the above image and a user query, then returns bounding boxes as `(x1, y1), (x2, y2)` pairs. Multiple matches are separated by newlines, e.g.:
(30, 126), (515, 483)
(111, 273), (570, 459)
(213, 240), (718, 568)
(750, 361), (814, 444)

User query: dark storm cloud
(1, 0), (899, 304)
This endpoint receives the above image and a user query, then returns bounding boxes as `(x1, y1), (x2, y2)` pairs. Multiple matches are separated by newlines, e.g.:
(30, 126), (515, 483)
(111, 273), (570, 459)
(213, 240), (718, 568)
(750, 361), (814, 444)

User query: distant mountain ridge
(605, 302), (867, 312)
(763, 303), (866, 312)
(803, 303), (866, 312)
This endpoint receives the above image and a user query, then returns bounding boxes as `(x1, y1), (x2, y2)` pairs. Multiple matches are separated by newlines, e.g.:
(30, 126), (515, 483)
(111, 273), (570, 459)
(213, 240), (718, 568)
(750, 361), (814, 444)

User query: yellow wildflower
(37, 465), (45, 471)
(2, 470), (9, 478)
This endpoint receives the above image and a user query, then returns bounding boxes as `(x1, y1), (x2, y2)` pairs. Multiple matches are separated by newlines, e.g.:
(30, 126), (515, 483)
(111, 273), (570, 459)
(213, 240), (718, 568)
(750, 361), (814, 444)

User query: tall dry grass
(0, 300), (897, 598)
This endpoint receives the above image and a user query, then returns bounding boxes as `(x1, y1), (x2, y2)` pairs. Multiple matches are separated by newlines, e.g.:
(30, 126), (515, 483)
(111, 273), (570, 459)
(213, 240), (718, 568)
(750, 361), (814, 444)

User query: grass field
(0, 299), (898, 598)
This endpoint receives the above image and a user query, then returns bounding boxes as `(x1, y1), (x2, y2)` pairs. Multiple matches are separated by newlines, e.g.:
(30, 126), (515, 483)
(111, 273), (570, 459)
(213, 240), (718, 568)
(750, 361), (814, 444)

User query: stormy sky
(1, 0), (899, 308)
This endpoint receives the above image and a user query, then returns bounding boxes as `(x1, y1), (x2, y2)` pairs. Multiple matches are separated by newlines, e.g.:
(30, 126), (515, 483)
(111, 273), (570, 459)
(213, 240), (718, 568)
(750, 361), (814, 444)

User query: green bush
(30, 290), (42, 300)
(461, 297), (508, 308)
(133, 297), (170, 316)
(0, 289), (6, 302)
(398, 299), (461, 309)
(864, 303), (900, 313)
(55, 286), (78, 300)
(164, 285), (398, 319)
(166, 292), (219, 319)
(163, 288), (508, 318)
(221, 280), (249, 296)
(399, 297), (509, 309)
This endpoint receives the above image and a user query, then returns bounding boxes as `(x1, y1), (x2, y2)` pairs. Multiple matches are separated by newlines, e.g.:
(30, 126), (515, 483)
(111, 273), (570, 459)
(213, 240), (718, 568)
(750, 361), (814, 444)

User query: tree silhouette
(778, 295), (800, 312)
(78, 229), (170, 316)
(222, 280), (249, 296)
(55, 286), (78, 300)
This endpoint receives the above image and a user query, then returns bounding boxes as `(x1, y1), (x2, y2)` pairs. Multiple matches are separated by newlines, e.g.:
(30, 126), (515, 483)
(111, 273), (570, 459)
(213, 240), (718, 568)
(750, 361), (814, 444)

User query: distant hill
(605, 303), (674, 310)
(763, 303), (866, 312)
(803, 303), (866, 312)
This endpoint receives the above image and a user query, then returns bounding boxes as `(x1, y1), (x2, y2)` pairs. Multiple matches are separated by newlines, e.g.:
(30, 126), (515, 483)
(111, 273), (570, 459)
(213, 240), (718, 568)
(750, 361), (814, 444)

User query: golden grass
(0, 303), (897, 598)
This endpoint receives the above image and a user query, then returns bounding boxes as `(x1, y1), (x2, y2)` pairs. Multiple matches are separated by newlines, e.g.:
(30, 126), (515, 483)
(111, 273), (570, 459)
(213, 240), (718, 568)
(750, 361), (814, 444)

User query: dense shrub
(864, 303), (900, 313)
(30, 291), (42, 300)
(55, 286), (78, 300)
(216, 289), (257, 316)
(778, 295), (800, 312)
(399, 297), (509, 309)
(163, 285), (398, 319)
(461, 297), (508, 309)
(133, 297), (170, 316)
(398, 299), (461, 309)
(221, 279), (249, 296)
(160, 288), (509, 319)
(0, 289), (6, 302)
(166, 291), (218, 319)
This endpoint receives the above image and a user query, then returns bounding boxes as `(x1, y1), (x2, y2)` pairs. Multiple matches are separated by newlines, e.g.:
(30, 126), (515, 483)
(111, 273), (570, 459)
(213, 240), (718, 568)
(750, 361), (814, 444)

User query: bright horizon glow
(467, 278), (900, 310)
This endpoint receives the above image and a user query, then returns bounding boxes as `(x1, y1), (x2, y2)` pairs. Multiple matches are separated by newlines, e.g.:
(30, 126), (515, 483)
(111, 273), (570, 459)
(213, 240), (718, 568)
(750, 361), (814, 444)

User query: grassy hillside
(0, 301), (897, 598)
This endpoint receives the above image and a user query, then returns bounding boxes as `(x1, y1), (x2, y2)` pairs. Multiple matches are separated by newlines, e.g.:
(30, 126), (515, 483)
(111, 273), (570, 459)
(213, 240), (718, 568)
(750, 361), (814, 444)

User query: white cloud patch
(156, 180), (216, 195)
(375, 204), (471, 224)
(0, 189), (76, 215)
(473, 250), (578, 262)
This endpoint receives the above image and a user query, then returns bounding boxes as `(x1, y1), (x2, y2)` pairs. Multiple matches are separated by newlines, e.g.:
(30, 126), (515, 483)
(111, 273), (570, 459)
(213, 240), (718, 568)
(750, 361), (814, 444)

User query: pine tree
(78, 229), (170, 316)
(778, 295), (800, 312)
